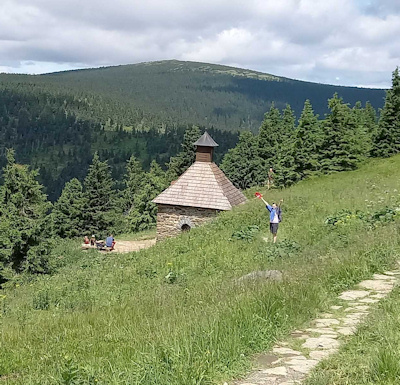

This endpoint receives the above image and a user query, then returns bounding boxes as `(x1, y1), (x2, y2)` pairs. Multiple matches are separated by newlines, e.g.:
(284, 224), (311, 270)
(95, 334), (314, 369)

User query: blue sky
(0, 0), (399, 88)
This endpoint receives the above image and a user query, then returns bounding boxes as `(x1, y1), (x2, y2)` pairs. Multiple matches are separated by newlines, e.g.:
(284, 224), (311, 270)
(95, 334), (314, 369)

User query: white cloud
(0, 0), (399, 87)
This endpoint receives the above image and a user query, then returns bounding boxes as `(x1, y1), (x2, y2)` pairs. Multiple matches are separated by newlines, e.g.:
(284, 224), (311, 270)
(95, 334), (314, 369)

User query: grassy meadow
(1, 155), (400, 384)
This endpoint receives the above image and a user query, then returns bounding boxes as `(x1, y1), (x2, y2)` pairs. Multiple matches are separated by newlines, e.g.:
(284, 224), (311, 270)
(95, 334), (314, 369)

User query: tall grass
(1, 155), (400, 384)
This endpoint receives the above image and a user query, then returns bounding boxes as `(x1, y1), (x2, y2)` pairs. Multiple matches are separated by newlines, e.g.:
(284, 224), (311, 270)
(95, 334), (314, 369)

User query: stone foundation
(156, 204), (218, 241)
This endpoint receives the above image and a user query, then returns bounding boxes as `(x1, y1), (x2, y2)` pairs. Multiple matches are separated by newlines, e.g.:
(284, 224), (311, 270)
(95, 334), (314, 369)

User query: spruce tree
(258, 104), (282, 162)
(319, 94), (365, 172)
(292, 100), (322, 178)
(123, 155), (144, 212)
(53, 178), (86, 238)
(274, 105), (298, 186)
(128, 161), (167, 232)
(166, 125), (201, 181)
(0, 149), (52, 280)
(220, 131), (262, 190)
(372, 67), (400, 157)
(83, 153), (115, 236)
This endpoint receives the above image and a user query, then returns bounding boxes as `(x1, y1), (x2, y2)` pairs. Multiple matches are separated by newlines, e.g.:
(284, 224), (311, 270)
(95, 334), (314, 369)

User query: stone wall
(156, 204), (218, 241)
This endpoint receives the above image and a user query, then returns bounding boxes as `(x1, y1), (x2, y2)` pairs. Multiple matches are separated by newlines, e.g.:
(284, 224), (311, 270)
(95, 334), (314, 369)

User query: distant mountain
(0, 60), (386, 131)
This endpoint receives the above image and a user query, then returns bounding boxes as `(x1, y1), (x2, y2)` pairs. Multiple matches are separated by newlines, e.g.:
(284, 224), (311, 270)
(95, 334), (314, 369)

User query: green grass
(1, 155), (400, 384)
(305, 286), (400, 385)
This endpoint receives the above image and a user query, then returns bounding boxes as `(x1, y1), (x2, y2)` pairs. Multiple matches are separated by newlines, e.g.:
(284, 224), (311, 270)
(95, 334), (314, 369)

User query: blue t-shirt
(266, 205), (280, 223)
(106, 236), (114, 247)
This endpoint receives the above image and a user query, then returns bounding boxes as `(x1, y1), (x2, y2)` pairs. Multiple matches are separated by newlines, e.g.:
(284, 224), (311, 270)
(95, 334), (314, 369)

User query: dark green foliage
(52, 179), (86, 238)
(123, 155), (145, 212)
(83, 153), (116, 236)
(373, 67), (400, 157)
(166, 125), (201, 181)
(220, 131), (262, 189)
(127, 161), (167, 232)
(0, 87), (238, 201)
(0, 60), (385, 131)
(258, 104), (281, 164)
(274, 105), (298, 187)
(0, 150), (52, 281)
(230, 225), (260, 242)
(292, 100), (322, 178)
(319, 94), (367, 172)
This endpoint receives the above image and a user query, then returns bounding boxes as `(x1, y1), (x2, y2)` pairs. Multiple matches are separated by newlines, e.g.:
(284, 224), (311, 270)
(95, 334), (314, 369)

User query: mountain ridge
(0, 60), (386, 131)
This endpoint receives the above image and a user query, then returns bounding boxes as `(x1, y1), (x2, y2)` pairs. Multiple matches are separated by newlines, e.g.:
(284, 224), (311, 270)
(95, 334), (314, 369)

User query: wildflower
(15, 284), (20, 288)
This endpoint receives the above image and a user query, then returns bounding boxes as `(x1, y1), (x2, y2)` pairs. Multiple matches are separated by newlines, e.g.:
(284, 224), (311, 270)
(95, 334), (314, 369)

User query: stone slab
(338, 290), (370, 301)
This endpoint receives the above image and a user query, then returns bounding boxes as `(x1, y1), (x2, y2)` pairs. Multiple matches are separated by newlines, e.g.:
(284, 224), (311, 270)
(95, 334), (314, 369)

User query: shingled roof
(152, 162), (247, 211)
(193, 131), (219, 147)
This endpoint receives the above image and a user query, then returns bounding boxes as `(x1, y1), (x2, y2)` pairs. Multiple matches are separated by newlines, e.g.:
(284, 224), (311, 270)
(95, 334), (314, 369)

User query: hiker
(84, 236), (90, 245)
(105, 234), (116, 251)
(90, 235), (96, 246)
(259, 195), (283, 243)
(267, 167), (275, 190)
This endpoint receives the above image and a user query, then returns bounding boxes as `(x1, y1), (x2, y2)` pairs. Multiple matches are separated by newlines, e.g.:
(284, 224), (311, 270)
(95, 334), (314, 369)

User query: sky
(0, 0), (399, 88)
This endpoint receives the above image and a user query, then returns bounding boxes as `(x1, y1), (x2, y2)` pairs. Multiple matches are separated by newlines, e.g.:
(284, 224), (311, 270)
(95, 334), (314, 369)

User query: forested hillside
(0, 60), (385, 131)
(0, 87), (238, 200)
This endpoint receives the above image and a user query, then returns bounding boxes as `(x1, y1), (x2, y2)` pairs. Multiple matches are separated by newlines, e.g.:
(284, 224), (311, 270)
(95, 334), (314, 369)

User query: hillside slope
(1, 155), (400, 384)
(0, 60), (386, 131)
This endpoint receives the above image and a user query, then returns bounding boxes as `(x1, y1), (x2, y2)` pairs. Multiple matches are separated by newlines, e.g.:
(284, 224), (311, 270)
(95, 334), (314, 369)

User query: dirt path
(228, 264), (400, 385)
(112, 239), (156, 253)
(83, 239), (156, 254)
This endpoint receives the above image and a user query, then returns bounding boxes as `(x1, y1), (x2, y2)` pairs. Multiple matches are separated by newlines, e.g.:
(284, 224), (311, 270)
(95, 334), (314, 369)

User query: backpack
(277, 207), (282, 222)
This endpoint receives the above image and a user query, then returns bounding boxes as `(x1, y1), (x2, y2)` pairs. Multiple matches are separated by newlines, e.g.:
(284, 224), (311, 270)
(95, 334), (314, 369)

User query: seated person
(105, 234), (115, 250)
(90, 235), (96, 246)
(84, 236), (90, 244)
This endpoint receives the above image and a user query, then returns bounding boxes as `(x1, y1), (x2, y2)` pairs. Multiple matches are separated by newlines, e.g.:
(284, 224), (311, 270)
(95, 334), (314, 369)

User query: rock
(286, 358), (319, 374)
(302, 337), (340, 350)
(358, 280), (394, 292)
(337, 326), (356, 336)
(306, 327), (338, 336)
(314, 318), (340, 327)
(370, 293), (387, 299)
(373, 274), (397, 281)
(237, 270), (283, 283)
(338, 290), (370, 301)
(261, 366), (288, 376)
(330, 305), (343, 310)
(359, 298), (379, 303)
(273, 347), (302, 356)
(309, 349), (337, 360)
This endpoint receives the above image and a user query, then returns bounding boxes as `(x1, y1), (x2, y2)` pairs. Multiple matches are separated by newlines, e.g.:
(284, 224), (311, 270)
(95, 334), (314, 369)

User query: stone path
(228, 267), (400, 385)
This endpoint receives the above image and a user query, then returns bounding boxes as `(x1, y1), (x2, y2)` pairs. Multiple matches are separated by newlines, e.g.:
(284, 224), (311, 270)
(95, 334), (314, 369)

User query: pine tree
(128, 161), (167, 232)
(319, 94), (365, 172)
(0, 149), (52, 280)
(258, 104), (282, 162)
(123, 155), (144, 212)
(352, 102), (374, 158)
(166, 125), (201, 181)
(292, 100), (322, 178)
(372, 67), (400, 157)
(53, 178), (86, 238)
(220, 131), (262, 190)
(83, 153), (115, 236)
(274, 105), (298, 186)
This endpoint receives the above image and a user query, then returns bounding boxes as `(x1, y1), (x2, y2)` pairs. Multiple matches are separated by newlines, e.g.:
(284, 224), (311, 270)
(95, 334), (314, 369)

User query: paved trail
(229, 265), (400, 385)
